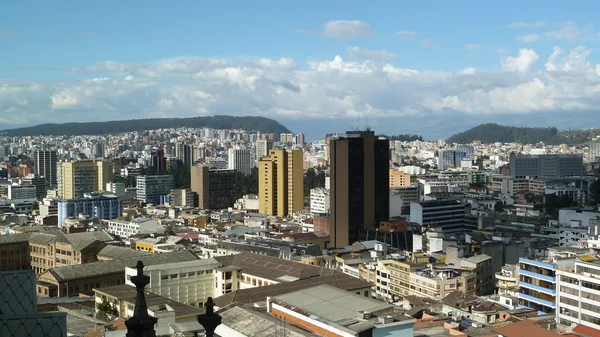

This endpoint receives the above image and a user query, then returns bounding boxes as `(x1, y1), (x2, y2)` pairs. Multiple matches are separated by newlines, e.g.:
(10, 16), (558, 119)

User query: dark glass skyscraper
(330, 130), (389, 248)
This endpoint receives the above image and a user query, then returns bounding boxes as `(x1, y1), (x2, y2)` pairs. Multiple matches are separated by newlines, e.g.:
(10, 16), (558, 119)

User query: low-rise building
(57, 192), (122, 226)
(267, 284), (415, 337)
(495, 264), (519, 296)
(107, 218), (159, 238)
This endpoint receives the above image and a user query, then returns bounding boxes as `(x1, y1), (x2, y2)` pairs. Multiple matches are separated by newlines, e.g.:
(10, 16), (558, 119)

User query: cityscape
(3, 2), (600, 337)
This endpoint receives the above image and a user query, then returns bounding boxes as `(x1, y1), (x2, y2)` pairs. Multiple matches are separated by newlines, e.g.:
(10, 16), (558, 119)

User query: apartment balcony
(520, 270), (556, 283)
(519, 293), (556, 309)
(520, 281), (556, 296)
(495, 272), (518, 282)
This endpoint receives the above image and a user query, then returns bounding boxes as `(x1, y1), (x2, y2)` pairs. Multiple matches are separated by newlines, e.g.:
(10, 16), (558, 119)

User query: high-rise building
(258, 149), (304, 217)
(556, 256), (600, 329)
(255, 139), (274, 162)
(21, 173), (47, 199)
(150, 148), (166, 173)
(136, 175), (174, 204)
(169, 188), (194, 207)
(296, 133), (305, 145)
(228, 147), (253, 175)
(588, 142), (600, 161)
(34, 150), (57, 187)
(409, 200), (468, 234)
(7, 184), (37, 202)
(91, 143), (104, 158)
(437, 150), (467, 171)
(330, 131), (389, 248)
(509, 153), (583, 179)
(190, 166), (241, 209)
(57, 160), (114, 199)
(175, 142), (194, 167)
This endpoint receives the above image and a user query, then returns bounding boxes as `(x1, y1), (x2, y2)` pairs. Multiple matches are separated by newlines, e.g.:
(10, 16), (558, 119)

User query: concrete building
(255, 139), (273, 162)
(7, 184), (36, 202)
(258, 149), (304, 217)
(21, 173), (47, 199)
(169, 188), (194, 207)
(57, 192), (122, 226)
(556, 256), (600, 330)
(409, 200), (468, 234)
(136, 175), (174, 204)
(190, 166), (241, 209)
(389, 169), (411, 187)
(461, 254), (494, 296)
(510, 153), (583, 179)
(105, 182), (125, 197)
(124, 258), (224, 308)
(175, 142), (194, 167)
(34, 150), (57, 187)
(330, 131), (390, 248)
(228, 146), (253, 175)
(518, 257), (556, 313)
(589, 142), (600, 161)
(267, 284), (415, 337)
(437, 150), (467, 170)
(57, 160), (113, 199)
(310, 188), (330, 215)
(107, 218), (159, 238)
(495, 264), (520, 296)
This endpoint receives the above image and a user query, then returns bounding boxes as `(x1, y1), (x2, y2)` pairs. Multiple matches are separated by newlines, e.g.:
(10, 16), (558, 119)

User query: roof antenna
(357, 111), (360, 131)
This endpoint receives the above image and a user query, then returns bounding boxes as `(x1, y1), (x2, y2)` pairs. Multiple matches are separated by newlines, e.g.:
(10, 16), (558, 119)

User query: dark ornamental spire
(197, 297), (222, 337)
(125, 261), (158, 337)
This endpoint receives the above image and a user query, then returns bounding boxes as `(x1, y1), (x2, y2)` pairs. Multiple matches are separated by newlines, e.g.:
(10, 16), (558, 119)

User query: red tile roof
(573, 324), (600, 337)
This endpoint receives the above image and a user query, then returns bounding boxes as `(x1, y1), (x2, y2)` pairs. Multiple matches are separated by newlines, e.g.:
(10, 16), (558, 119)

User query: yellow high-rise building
(258, 149), (304, 217)
(58, 160), (114, 199)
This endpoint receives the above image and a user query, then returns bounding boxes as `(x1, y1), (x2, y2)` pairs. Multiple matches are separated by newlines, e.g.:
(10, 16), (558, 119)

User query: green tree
(241, 167), (258, 195)
(96, 298), (118, 322)
(544, 194), (577, 218)
(494, 201), (504, 212)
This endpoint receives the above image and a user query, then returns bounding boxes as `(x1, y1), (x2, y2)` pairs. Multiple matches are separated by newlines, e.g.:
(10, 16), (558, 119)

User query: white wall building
(309, 188), (330, 215)
(125, 259), (224, 308)
(106, 182), (126, 197)
(228, 147), (253, 175)
(555, 258), (600, 330)
(7, 184), (37, 202)
(107, 218), (159, 238)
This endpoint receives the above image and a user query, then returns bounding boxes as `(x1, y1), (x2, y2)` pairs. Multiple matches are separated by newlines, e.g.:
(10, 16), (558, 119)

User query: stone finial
(197, 296), (221, 337)
(125, 261), (157, 337)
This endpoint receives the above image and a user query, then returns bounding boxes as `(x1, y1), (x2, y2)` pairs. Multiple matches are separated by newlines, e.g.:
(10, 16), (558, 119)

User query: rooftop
(492, 319), (561, 337)
(96, 245), (149, 259)
(213, 273), (372, 307)
(47, 251), (197, 281)
(216, 304), (315, 337)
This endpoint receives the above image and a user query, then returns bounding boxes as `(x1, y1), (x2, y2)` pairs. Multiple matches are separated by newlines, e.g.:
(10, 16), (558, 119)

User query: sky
(2, 1), (600, 140)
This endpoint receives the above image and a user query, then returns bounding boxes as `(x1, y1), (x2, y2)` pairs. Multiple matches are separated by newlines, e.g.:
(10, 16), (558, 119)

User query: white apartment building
(105, 182), (126, 197)
(228, 147), (253, 175)
(107, 218), (159, 238)
(125, 259), (232, 308)
(136, 175), (174, 204)
(556, 257), (600, 330)
(309, 188), (330, 215)
(7, 184), (37, 202)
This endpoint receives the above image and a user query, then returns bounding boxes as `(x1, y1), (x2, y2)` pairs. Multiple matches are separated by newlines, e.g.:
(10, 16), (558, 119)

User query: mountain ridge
(446, 123), (600, 145)
(0, 115), (291, 137)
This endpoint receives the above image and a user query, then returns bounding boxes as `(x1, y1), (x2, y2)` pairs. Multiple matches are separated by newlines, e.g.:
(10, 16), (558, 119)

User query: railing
(519, 281), (556, 296)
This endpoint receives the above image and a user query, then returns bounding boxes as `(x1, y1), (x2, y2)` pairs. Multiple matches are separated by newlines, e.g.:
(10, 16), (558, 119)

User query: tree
(96, 298), (118, 322)
(304, 167), (327, 197)
(241, 167), (258, 195)
(494, 201), (504, 212)
(544, 193), (576, 218)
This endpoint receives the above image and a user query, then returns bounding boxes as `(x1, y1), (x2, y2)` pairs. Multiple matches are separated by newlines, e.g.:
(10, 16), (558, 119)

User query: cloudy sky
(2, 1), (600, 139)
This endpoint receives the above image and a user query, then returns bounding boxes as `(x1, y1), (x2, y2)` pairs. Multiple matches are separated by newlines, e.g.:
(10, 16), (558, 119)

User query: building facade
(57, 160), (114, 199)
(190, 166), (242, 209)
(309, 188), (330, 215)
(34, 150), (58, 188)
(228, 147), (253, 175)
(107, 218), (159, 238)
(518, 257), (556, 313)
(389, 170), (411, 187)
(556, 258), (600, 329)
(57, 192), (122, 226)
(510, 153), (583, 179)
(409, 200), (468, 234)
(330, 131), (390, 248)
(136, 175), (174, 204)
(258, 149), (304, 217)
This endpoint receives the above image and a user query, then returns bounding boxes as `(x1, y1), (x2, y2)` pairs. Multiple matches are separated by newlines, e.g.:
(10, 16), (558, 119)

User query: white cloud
(346, 46), (397, 60)
(458, 67), (476, 75)
(496, 48), (508, 54)
(396, 30), (416, 38)
(420, 38), (436, 47)
(517, 34), (541, 43)
(465, 44), (481, 50)
(3, 46), (600, 130)
(544, 21), (596, 43)
(501, 48), (539, 72)
(322, 20), (373, 39)
(508, 21), (546, 28)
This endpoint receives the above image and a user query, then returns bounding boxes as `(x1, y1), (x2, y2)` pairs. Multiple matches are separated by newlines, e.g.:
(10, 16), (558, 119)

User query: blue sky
(2, 1), (600, 139)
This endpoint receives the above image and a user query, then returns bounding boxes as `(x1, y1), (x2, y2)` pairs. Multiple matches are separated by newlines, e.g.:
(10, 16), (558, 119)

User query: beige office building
(389, 169), (411, 187)
(258, 149), (303, 217)
(58, 160), (114, 199)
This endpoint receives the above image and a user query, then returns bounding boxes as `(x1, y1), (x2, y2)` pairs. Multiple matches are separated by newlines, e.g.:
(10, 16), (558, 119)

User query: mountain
(0, 115), (291, 137)
(446, 123), (600, 145)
